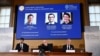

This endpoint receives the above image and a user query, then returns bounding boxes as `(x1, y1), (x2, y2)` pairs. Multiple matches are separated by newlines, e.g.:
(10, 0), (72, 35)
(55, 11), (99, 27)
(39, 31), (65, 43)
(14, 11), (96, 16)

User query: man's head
(66, 39), (71, 45)
(62, 13), (71, 23)
(42, 40), (48, 46)
(48, 13), (55, 22)
(27, 14), (34, 24)
(20, 38), (24, 44)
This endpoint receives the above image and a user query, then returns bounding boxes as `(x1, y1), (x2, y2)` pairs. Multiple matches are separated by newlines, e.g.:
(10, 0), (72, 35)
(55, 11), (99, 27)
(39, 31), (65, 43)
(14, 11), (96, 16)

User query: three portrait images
(24, 12), (72, 25)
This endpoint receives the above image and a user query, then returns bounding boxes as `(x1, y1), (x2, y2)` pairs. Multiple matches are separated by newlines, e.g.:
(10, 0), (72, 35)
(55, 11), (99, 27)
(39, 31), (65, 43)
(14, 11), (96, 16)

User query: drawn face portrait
(61, 12), (72, 24)
(63, 14), (70, 23)
(27, 14), (34, 24)
(48, 14), (55, 22)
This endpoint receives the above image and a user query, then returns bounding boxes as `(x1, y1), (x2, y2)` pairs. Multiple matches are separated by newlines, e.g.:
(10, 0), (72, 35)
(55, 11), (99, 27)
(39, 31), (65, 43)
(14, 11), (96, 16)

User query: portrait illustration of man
(25, 13), (37, 25)
(61, 12), (72, 24)
(45, 13), (57, 25)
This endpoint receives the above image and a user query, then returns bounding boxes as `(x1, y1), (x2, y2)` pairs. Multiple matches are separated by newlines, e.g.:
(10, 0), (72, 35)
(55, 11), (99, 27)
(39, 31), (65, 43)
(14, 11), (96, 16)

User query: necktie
(67, 45), (70, 50)
(68, 45), (70, 50)
(67, 45), (69, 50)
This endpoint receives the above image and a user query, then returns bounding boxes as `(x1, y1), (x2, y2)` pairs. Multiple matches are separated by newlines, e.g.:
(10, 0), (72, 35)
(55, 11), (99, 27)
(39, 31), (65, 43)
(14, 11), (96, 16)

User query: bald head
(42, 40), (48, 46)
(43, 40), (47, 43)
(66, 39), (71, 45)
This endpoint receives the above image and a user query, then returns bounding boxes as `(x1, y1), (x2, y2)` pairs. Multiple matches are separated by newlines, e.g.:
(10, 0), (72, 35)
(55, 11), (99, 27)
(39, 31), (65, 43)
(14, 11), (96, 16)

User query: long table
(0, 52), (92, 56)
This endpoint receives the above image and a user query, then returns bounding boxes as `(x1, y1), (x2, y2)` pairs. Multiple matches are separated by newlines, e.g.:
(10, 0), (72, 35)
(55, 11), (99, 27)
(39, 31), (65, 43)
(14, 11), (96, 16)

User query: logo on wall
(65, 5), (78, 10)
(19, 6), (24, 11)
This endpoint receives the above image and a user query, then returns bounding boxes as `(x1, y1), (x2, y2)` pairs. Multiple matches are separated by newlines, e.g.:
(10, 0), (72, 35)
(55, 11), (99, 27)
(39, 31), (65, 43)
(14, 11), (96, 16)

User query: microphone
(39, 49), (45, 56)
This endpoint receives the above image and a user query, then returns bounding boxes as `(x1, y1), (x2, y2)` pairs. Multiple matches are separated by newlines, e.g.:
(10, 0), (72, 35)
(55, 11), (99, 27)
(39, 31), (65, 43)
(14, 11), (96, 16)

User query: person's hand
(20, 50), (23, 52)
(45, 51), (50, 53)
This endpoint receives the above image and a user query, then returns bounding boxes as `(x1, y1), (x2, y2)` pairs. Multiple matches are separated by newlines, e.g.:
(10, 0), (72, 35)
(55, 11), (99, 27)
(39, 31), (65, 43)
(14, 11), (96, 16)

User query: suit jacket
(25, 22), (34, 25)
(38, 44), (53, 52)
(62, 21), (72, 24)
(15, 43), (29, 52)
(62, 44), (74, 52)
(46, 22), (57, 25)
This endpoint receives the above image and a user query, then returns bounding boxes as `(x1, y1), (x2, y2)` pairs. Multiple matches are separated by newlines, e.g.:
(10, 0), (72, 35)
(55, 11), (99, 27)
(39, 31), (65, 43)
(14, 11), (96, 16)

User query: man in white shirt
(62, 39), (74, 52)
(15, 38), (29, 52)
(46, 13), (57, 25)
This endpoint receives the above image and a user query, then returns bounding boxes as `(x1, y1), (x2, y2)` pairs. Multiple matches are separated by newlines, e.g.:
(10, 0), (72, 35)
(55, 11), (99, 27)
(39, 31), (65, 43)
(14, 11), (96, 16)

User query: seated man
(15, 38), (29, 52)
(38, 40), (53, 52)
(62, 39), (74, 52)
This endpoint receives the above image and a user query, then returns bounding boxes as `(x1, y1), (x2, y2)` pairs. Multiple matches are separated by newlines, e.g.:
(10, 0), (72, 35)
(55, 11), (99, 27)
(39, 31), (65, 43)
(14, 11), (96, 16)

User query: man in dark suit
(38, 40), (53, 52)
(61, 12), (72, 24)
(15, 38), (29, 52)
(46, 13), (57, 25)
(62, 39), (74, 52)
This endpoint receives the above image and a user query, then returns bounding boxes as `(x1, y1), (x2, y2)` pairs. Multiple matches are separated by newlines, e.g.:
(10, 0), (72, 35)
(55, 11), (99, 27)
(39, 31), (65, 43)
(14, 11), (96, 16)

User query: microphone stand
(39, 49), (45, 56)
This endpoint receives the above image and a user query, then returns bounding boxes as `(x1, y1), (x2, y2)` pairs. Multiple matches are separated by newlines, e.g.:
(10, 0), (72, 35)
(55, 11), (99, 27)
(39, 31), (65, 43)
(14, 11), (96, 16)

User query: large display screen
(16, 4), (82, 39)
